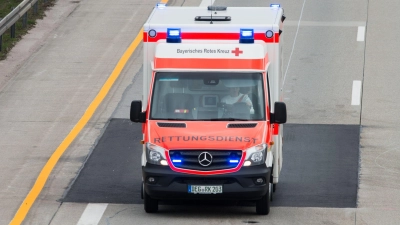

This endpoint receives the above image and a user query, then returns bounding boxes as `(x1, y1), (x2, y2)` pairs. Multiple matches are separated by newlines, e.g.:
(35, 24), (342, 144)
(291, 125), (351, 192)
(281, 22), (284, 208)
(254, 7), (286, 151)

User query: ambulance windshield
(150, 72), (266, 121)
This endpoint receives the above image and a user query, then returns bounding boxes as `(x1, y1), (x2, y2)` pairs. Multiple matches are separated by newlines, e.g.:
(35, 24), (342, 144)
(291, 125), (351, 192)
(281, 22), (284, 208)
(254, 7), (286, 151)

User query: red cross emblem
(231, 47), (243, 56)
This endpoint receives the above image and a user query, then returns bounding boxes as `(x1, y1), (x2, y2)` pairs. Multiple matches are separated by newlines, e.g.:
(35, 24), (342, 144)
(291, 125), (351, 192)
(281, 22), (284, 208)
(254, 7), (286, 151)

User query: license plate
(188, 185), (223, 194)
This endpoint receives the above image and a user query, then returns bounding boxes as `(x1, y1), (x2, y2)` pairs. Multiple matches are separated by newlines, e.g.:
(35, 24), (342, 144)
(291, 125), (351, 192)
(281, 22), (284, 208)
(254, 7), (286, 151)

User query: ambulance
(130, 4), (287, 215)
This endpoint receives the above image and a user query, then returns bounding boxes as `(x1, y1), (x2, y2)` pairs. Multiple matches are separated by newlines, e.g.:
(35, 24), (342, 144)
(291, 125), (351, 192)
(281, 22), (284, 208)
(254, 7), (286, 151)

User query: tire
(269, 182), (273, 202)
(141, 182), (144, 199)
(144, 190), (158, 213)
(270, 166), (276, 193)
(256, 183), (271, 215)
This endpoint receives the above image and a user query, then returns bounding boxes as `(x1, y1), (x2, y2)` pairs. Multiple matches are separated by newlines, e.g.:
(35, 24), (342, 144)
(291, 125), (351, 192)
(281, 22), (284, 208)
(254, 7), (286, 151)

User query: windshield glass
(150, 72), (266, 121)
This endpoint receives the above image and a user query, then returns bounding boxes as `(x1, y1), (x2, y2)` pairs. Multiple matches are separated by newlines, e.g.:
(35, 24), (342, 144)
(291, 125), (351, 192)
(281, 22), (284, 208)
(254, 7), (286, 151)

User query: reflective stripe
(154, 58), (265, 70)
(144, 32), (280, 43)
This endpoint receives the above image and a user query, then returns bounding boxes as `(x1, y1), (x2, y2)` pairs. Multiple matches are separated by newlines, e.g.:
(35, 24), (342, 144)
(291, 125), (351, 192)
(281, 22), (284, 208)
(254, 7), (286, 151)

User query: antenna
(210, 0), (213, 24)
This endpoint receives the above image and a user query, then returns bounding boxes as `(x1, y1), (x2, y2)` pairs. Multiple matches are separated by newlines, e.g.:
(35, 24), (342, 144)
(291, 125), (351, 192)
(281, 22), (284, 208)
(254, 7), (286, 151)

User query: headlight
(146, 143), (168, 166)
(243, 143), (266, 166)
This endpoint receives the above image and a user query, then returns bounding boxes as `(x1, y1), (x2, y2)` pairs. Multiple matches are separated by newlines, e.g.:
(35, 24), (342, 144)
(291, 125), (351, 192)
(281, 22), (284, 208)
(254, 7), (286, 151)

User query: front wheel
(144, 190), (158, 213)
(269, 182), (273, 202)
(256, 183), (271, 215)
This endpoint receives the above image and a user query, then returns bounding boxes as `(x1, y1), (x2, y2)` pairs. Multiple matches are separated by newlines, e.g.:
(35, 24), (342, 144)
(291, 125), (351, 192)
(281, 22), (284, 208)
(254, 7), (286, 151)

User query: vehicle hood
(146, 121), (267, 150)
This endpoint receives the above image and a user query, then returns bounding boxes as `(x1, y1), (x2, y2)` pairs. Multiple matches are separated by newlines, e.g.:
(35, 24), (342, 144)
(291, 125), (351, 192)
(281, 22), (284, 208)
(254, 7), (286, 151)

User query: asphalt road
(0, 0), (400, 224)
(63, 120), (360, 208)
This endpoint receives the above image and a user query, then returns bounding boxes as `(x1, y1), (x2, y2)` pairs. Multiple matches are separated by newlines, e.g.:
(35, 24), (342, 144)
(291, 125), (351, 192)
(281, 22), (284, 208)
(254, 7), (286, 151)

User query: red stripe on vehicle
(154, 58), (265, 70)
(273, 124), (279, 135)
(144, 32), (280, 43)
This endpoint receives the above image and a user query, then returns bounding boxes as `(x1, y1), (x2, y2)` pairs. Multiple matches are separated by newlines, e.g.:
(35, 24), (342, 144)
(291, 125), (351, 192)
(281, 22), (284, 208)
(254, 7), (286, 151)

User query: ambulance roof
(144, 7), (283, 30)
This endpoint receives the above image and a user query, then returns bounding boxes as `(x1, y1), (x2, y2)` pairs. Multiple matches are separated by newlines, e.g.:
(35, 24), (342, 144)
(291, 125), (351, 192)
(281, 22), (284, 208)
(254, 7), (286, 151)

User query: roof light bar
(239, 29), (254, 44)
(167, 28), (181, 43)
(168, 29), (180, 36)
(241, 30), (253, 37)
(270, 4), (281, 8)
(156, 3), (166, 9)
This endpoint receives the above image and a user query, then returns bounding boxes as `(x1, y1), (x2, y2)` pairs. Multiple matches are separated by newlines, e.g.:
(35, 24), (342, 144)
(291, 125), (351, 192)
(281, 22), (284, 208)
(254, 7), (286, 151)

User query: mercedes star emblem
(198, 152), (213, 167)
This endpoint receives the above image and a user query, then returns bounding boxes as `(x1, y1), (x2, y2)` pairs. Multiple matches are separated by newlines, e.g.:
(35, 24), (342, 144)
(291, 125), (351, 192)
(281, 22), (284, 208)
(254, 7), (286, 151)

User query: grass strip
(0, 0), (55, 60)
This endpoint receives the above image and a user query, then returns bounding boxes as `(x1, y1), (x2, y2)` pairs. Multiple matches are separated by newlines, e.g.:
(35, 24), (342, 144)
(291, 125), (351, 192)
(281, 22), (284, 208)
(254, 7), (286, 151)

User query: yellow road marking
(9, 0), (168, 224)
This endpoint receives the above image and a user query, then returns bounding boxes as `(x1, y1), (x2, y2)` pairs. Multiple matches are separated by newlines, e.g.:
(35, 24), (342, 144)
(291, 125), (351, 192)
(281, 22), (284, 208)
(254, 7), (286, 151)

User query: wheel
(256, 183), (271, 215)
(141, 182), (144, 199)
(270, 166), (276, 193)
(144, 190), (158, 213)
(269, 182), (273, 202)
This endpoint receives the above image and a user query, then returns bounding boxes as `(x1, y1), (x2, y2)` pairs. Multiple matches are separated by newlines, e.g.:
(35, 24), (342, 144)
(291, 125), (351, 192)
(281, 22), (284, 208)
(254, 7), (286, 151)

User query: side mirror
(130, 101), (146, 123)
(271, 102), (287, 124)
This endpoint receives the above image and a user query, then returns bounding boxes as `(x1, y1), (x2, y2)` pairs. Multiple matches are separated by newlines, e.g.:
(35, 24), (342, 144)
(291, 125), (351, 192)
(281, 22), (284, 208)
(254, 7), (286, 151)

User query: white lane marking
(351, 80), (362, 105)
(357, 26), (366, 42)
(282, 0), (307, 88)
(77, 204), (108, 225)
(199, 0), (215, 7)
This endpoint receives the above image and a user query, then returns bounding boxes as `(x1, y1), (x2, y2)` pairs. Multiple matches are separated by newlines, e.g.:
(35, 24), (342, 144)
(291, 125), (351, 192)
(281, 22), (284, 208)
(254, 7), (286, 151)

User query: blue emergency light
(167, 28), (182, 43)
(229, 159), (239, 163)
(239, 29), (254, 44)
(270, 4), (281, 8)
(172, 159), (182, 163)
(156, 3), (166, 9)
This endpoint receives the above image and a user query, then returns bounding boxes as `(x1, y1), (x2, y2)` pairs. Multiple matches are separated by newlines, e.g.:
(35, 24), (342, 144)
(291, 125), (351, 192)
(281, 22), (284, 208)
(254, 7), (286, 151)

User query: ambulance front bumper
(142, 164), (271, 201)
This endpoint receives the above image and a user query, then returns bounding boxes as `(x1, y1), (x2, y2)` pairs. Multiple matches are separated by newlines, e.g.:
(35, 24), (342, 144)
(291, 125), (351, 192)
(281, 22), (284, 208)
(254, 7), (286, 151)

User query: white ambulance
(130, 4), (287, 215)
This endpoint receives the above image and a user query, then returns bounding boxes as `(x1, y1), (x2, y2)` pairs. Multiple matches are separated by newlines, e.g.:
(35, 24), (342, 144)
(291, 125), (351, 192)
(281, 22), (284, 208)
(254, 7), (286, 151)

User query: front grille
(169, 150), (242, 171)
(157, 122), (186, 128)
(227, 123), (257, 128)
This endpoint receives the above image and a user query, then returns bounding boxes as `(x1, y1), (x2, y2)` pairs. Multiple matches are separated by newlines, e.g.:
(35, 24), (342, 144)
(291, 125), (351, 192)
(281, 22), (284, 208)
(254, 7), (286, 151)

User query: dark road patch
(272, 124), (359, 208)
(63, 119), (359, 208)
(63, 119), (143, 204)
